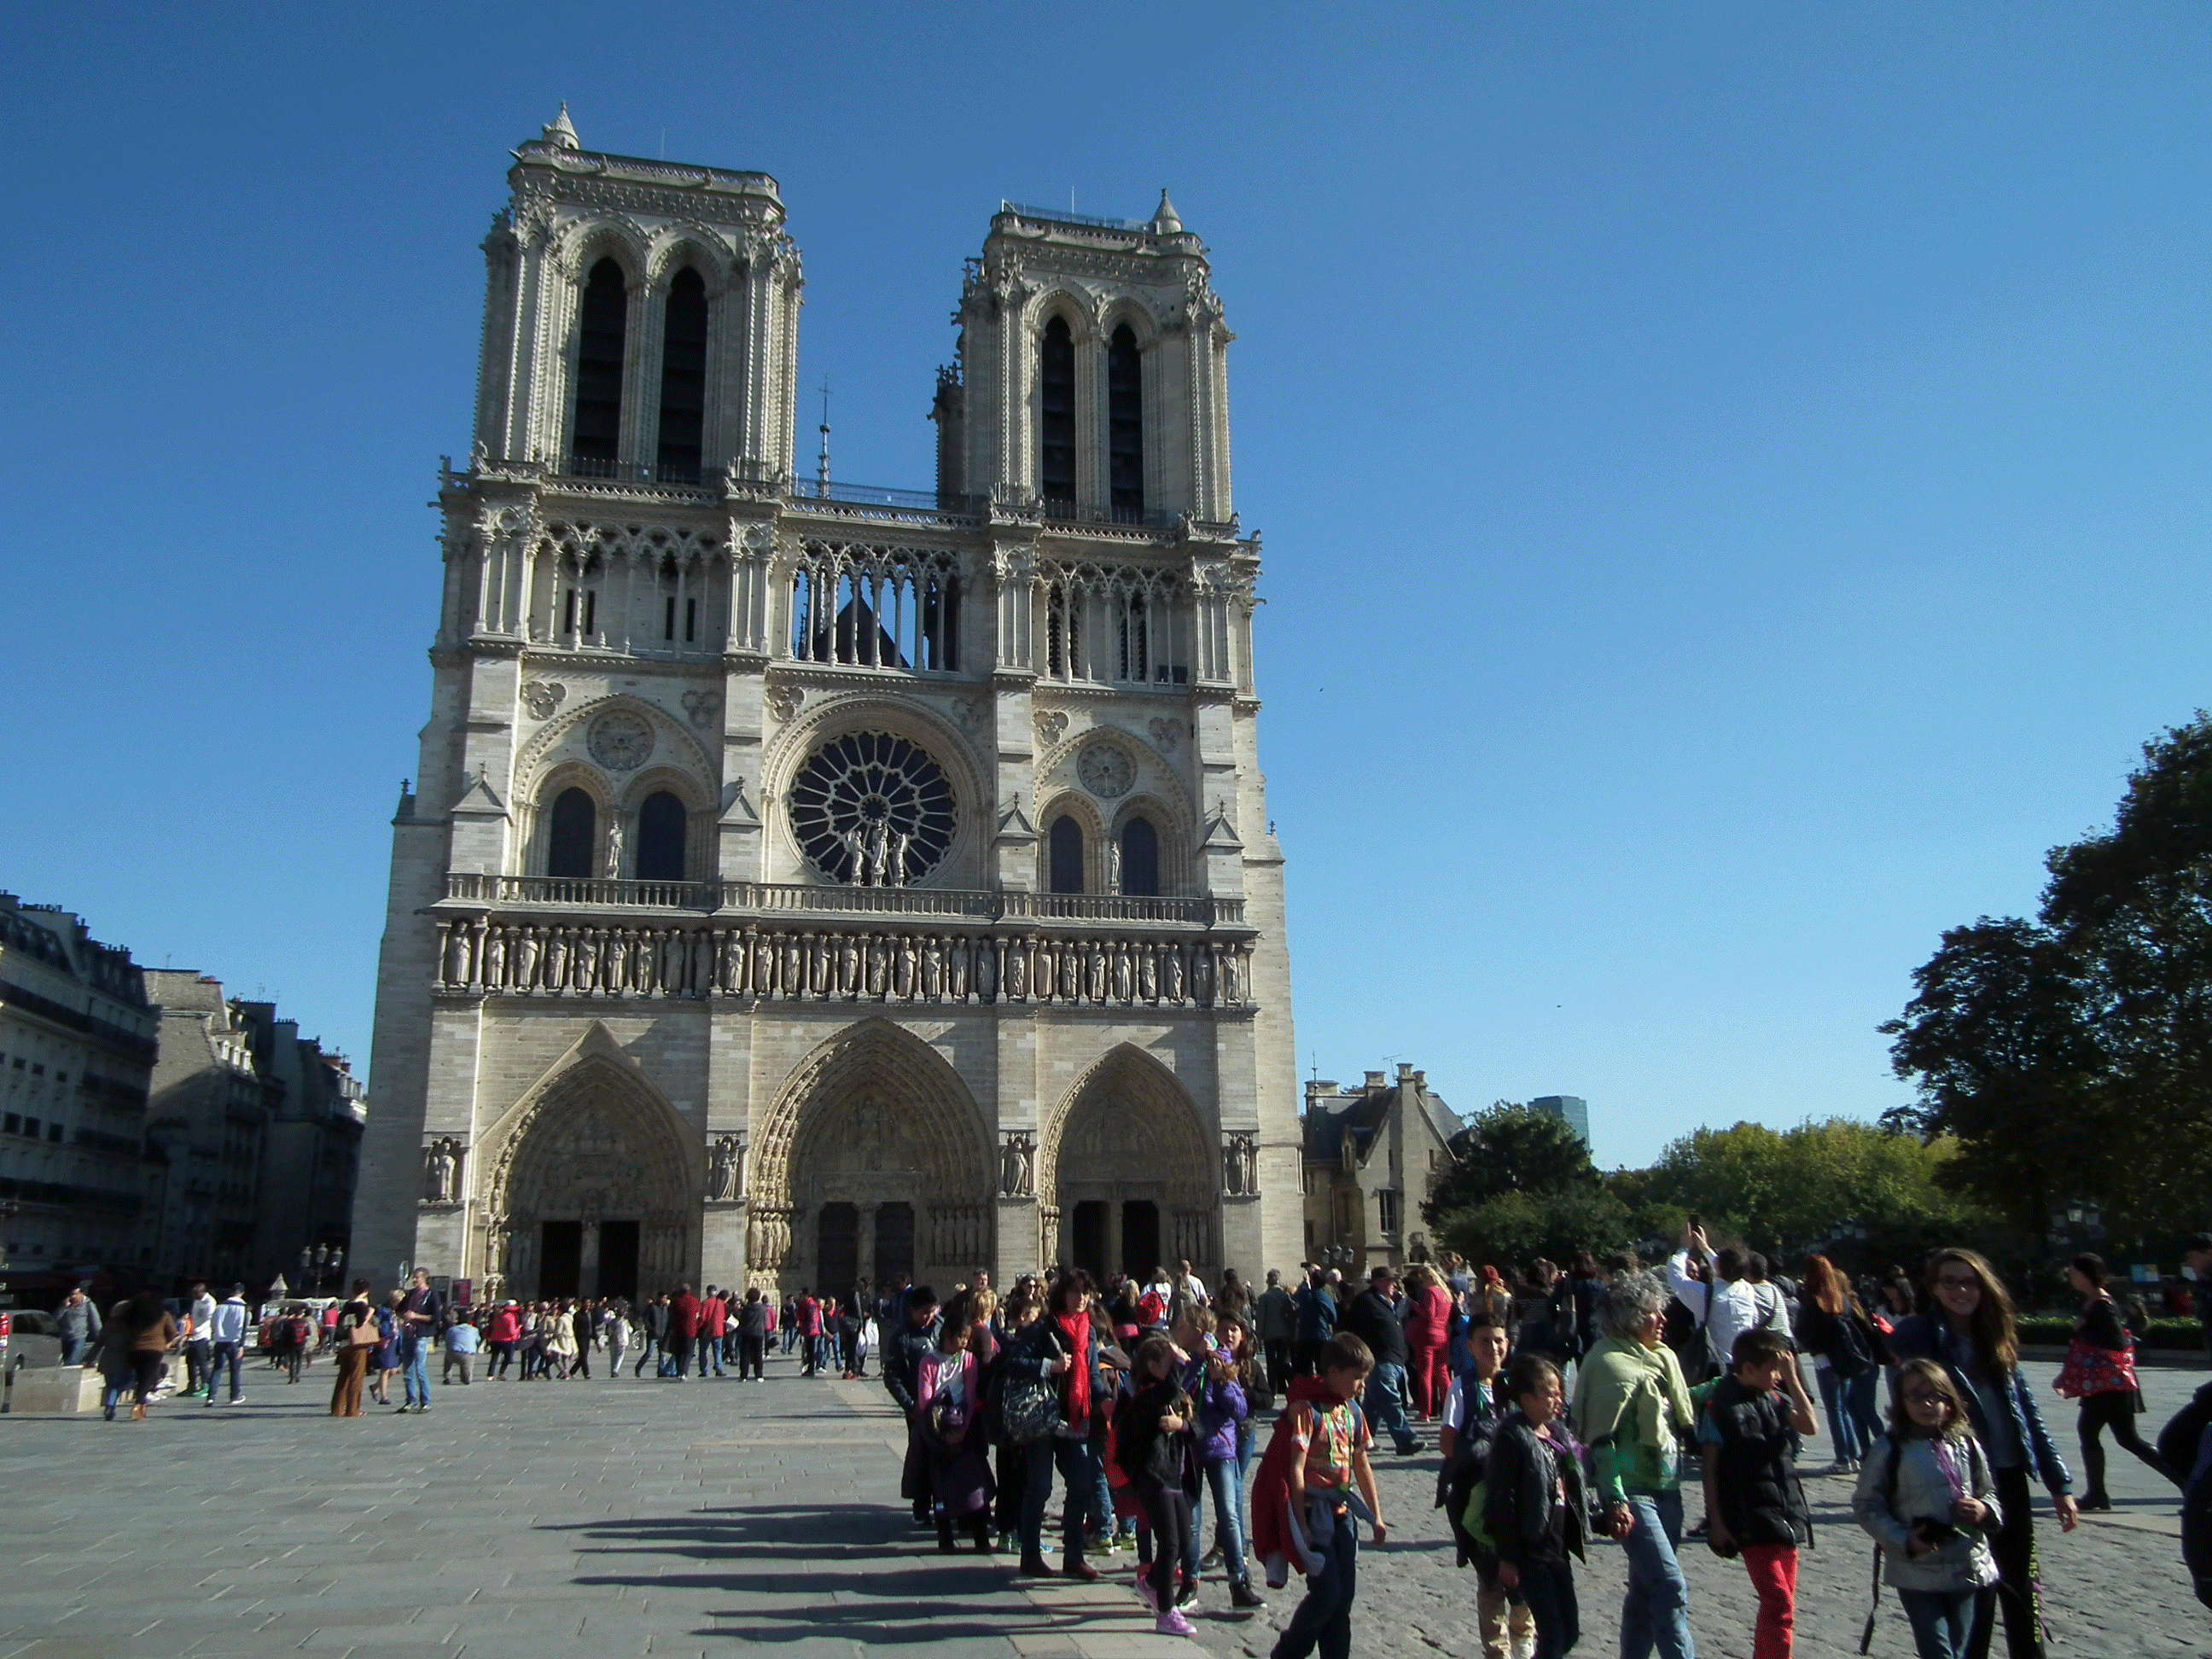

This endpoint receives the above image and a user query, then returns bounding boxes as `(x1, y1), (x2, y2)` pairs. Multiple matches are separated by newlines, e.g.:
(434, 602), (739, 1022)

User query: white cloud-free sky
(4, 5), (2206, 1166)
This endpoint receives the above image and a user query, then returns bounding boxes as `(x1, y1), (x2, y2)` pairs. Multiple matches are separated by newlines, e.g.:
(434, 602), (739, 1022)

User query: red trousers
(1406, 1341), (1448, 1419)
(1742, 1543), (1798, 1659)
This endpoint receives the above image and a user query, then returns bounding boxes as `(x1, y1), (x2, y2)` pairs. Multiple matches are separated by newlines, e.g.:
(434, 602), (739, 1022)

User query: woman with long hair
(1887, 1249), (2076, 1659)
(1798, 1253), (1884, 1473)
(1401, 1263), (1452, 1423)
(110, 1290), (177, 1421)
(330, 1280), (375, 1417)
(2058, 1254), (2178, 1511)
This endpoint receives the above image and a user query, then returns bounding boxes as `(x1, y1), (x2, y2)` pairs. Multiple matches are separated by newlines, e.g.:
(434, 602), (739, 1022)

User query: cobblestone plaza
(2, 1353), (2203, 1658)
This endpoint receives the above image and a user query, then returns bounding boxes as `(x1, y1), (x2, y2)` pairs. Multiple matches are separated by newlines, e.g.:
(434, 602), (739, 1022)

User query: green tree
(1433, 1185), (1636, 1272)
(1423, 1100), (1598, 1225)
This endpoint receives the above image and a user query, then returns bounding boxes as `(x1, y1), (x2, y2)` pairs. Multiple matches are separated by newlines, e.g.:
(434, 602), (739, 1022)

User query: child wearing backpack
(1484, 1351), (1590, 1659)
(1698, 1328), (1818, 1659)
(1438, 1314), (1536, 1659)
(1851, 1357), (2003, 1659)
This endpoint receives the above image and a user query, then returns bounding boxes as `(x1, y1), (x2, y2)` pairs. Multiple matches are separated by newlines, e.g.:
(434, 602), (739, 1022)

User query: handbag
(345, 1307), (380, 1349)
(998, 1330), (1066, 1445)
(2054, 1336), (2136, 1399)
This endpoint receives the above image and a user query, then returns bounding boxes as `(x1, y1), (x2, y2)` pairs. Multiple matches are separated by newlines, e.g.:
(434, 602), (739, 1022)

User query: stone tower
(353, 114), (1300, 1305)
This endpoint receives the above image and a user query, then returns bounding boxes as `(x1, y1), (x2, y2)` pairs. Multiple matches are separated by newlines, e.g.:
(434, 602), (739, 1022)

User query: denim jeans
(1362, 1361), (1421, 1452)
(402, 1344), (432, 1406)
(1618, 1489), (1696, 1659)
(1272, 1505), (1358, 1659)
(696, 1336), (724, 1375)
(1021, 1433), (1103, 1559)
(207, 1341), (243, 1402)
(1818, 1365), (1865, 1462)
(1203, 1458), (1250, 1581)
(1900, 1587), (1982, 1659)
(1846, 1370), (1884, 1455)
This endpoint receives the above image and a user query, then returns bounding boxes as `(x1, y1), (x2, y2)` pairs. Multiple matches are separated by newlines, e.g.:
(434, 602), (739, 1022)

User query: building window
(1377, 1189), (1401, 1236)
(636, 791), (687, 882)
(1118, 817), (1160, 896)
(546, 788), (597, 878)
(22, 1117), (38, 1138)
(3, 1113), (17, 1134)
(1039, 315), (1075, 508)
(1048, 816), (1085, 894)
(685, 597), (697, 643)
(46, 1121), (62, 1143)
(572, 258), (627, 467)
(1107, 323), (1143, 514)
(562, 587), (598, 637)
(789, 544), (958, 671)
(656, 266), (707, 482)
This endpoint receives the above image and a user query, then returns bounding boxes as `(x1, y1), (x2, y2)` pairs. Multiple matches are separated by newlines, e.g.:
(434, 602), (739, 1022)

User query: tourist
(1199, 1313), (1266, 1610)
(696, 1287), (727, 1377)
(918, 1301), (996, 1552)
(1699, 1328), (1817, 1659)
(1487, 1352), (1588, 1659)
(1006, 1271), (1109, 1580)
(487, 1300), (521, 1378)
(636, 1294), (667, 1377)
(1853, 1358), (2005, 1659)
(736, 1288), (767, 1381)
(1886, 1248), (2076, 1659)
(1797, 1253), (1883, 1474)
(1662, 1246), (1716, 1384)
(1254, 1269), (1295, 1398)
(2185, 1234), (2212, 1364)
(204, 1284), (248, 1406)
(2058, 1253), (2178, 1510)
(108, 1291), (178, 1422)
(887, 1284), (944, 1526)
(604, 1301), (631, 1376)
(666, 1283), (702, 1379)
(1515, 1261), (1569, 1366)
(1401, 1262), (1452, 1423)
(441, 1309), (480, 1384)
(1342, 1265), (1423, 1455)
(1116, 1333), (1203, 1635)
(370, 1291), (404, 1406)
(1441, 1315), (1534, 1658)
(1572, 1269), (1698, 1659)
(795, 1287), (823, 1377)
(399, 1269), (439, 1410)
(330, 1280), (376, 1418)
(56, 1286), (101, 1366)
(1249, 1331), (1386, 1659)
(183, 1281), (214, 1399)
(544, 1299), (578, 1379)
(990, 1289), (1042, 1550)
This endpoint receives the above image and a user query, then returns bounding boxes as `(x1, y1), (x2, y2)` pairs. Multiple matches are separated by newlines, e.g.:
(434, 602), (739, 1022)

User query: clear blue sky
(5, 6), (2207, 1167)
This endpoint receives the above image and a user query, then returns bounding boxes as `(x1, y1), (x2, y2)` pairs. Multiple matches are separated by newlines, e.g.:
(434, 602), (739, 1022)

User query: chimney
(1363, 1071), (1387, 1093)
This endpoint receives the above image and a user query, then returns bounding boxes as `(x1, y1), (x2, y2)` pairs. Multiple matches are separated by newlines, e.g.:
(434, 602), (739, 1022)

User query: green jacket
(1571, 1335), (1696, 1504)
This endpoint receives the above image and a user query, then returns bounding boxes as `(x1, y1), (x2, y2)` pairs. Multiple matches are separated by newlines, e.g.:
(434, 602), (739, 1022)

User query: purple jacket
(1198, 1372), (1249, 1465)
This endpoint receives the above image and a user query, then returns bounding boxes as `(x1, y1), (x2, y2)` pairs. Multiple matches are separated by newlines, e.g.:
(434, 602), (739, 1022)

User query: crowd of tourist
(45, 1228), (2212, 1658)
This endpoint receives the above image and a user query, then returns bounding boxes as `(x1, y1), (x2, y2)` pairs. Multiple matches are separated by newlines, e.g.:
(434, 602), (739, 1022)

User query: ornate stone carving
(1222, 1132), (1258, 1196)
(1034, 709), (1068, 749)
(1148, 717), (1181, 753)
(422, 1137), (463, 1204)
(1078, 741), (1134, 800)
(521, 680), (566, 720)
(765, 684), (803, 722)
(952, 696), (983, 733)
(998, 1132), (1036, 1198)
(707, 1134), (743, 1202)
(681, 689), (720, 729)
(588, 711), (654, 771)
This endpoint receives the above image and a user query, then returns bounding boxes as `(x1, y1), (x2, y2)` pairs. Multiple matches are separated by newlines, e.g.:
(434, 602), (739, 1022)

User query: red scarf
(1057, 1309), (1091, 1425)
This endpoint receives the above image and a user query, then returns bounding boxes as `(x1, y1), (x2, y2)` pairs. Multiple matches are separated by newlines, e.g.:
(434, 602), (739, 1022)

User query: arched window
(636, 791), (687, 882)
(546, 788), (597, 878)
(656, 267), (707, 482)
(1118, 816), (1160, 896)
(1048, 815), (1085, 894)
(572, 258), (627, 468)
(1039, 315), (1075, 508)
(1108, 323), (1144, 515)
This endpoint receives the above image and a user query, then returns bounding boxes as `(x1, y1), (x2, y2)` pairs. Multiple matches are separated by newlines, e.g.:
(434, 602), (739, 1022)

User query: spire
(542, 102), (579, 151)
(1150, 188), (1183, 234)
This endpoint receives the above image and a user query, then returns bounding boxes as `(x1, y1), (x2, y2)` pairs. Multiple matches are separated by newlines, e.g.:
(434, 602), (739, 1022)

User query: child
(1439, 1314), (1535, 1659)
(1250, 1331), (1388, 1659)
(1484, 1352), (1588, 1659)
(1198, 1316), (1266, 1610)
(1698, 1328), (1818, 1659)
(917, 1308), (996, 1552)
(1851, 1357), (2003, 1659)
(1112, 1334), (1202, 1636)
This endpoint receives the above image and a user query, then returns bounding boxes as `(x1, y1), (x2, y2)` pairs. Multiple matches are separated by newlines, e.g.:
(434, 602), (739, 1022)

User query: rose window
(789, 731), (956, 885)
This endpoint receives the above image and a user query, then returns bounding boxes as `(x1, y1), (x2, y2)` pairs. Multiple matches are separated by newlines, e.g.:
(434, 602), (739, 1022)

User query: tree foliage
(1886, 716), (2212, 1234)
(1434, 1185), (1636, 1271)
(1423, 1101), (1599, 1225)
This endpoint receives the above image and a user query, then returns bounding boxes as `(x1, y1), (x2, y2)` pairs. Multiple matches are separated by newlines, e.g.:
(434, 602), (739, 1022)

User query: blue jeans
(1619, 1489), (1696, 1659)
(1846, 1369), (1883, 1452)
(1819, 1365), (1865, 1462)
(1273, 1505), (1358, 1659)
(402, 1344), (431, 1406)
(1204, 1458), (1249, 1581)
(696, 1336), (724, 1375)
(207, 1341), (243, 1403)
(1021, 1433), (1103, 1559)
(1899, 1588), (1983, 1659)
(1362, 1362), (1421, 1452)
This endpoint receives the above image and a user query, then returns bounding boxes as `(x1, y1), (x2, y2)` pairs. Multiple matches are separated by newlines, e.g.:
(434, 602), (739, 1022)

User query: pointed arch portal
(1042, 1045), (1218, 1284)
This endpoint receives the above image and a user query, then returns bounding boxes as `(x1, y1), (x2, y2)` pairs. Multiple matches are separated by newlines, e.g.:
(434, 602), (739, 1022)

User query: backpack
(1436, 1385), (1505, 1569)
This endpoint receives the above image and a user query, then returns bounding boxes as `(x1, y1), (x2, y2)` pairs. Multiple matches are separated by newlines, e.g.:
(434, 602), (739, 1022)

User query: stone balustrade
(440, 873), (1243, 928)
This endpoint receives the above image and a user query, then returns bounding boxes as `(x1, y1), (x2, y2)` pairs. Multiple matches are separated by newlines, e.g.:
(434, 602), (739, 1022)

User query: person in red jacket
(487, 1301), (523, 1379)
(796, 1289), (824, 1377)
(667, 1284), (702, 1381)
(697, 1287), (729, 1377)
(1401, 1264), (1452, 1423)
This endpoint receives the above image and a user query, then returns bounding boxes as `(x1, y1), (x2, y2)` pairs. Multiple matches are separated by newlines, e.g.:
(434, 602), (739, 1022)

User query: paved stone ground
(1, 1348), (2204, 1657)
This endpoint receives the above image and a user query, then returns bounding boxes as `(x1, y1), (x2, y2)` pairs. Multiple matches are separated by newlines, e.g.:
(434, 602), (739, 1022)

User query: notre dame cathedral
(353, 108), (1301, 1303)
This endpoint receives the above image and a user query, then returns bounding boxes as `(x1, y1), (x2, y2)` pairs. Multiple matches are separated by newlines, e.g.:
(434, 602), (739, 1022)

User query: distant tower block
(1531, 1095), (1591, 1149)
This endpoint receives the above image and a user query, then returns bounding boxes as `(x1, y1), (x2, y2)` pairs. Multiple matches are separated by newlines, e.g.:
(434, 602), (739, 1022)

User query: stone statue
(889, 830), (911, 888)
(842, 824), (869, 884)
(999, 1132), (1036, 1197)
(864, 820), (890, 886)
(707, 1135), (742, 1202)
(605, 817), (625, 879)
(424, 1138), (461, 1203)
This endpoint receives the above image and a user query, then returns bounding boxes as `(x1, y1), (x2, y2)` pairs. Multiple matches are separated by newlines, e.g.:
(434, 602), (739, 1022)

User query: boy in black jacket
(1484, 1352), (1588, 1659)
(1698, 1327), (1817, 1659)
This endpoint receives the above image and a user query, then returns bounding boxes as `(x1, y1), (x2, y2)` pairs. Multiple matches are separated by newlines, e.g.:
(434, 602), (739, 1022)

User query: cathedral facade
(353, 110), (1300, 1303)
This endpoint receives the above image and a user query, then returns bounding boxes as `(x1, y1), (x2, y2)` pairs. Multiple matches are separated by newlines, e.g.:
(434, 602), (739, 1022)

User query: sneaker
(1174, 1575), (1198, 1610)
(1154, 1609), (1196, 1638)
(1135, 1573), (1158, 1613)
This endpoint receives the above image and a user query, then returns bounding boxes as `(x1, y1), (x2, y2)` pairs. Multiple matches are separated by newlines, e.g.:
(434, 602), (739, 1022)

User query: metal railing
(440, 873), (1243, 927)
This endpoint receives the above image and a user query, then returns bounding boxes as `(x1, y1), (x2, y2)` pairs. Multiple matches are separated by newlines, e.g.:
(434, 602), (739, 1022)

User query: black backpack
(1435, 1388), (1505, 1570)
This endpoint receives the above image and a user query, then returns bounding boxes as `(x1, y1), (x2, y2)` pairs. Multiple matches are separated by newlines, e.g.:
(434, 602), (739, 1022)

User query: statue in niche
(707, 1135), (742, 1202)
(605, 817), (625, 879)
(999, 1132), (1036, 1198)
(423, 1138), (462, 1203)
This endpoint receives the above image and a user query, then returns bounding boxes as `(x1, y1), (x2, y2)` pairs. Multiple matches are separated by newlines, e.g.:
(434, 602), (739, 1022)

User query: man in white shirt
(1176, 1258), (1209, 1307)
(184, 1282), (216, 1399)
(204, 1285), (250, 1406)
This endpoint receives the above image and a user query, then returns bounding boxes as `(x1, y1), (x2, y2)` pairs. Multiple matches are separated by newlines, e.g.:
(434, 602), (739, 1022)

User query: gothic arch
(644, 229), (739, 294)
(1030, 286), (1100, 346)
(1040, 1044), (1220, 1278)
(752, 1020), (991, 1208)
(1099, 294), (1165, 350)
(515, 691), (717, 797)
